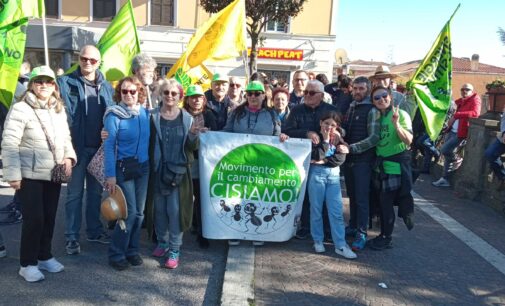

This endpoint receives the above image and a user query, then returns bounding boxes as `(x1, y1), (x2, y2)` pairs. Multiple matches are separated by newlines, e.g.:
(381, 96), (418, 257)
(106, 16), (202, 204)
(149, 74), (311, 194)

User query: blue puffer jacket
(57, 69), (114, 159)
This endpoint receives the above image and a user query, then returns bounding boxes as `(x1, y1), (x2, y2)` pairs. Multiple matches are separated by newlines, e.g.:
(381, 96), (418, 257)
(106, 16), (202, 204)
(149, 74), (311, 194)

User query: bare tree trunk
(249, 32), (259, 75)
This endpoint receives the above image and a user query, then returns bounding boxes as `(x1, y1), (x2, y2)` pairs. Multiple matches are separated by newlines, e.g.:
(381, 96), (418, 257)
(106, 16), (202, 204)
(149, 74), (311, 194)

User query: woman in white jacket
(1, 66), (76, 282)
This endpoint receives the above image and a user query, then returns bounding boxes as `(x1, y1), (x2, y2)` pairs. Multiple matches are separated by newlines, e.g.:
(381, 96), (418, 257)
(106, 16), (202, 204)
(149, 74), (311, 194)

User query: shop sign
(248, 48), (304, 61)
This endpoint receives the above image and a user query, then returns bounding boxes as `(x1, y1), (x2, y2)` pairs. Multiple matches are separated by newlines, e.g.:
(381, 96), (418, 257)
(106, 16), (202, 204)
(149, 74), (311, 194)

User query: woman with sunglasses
(223, 80), (289, 246)
(2, 66), (76, 282)
(150, 79), (203, 269)
(182, 85), (216, 248)
(368, 86), (414, 250)
(103, 76), (150, 271)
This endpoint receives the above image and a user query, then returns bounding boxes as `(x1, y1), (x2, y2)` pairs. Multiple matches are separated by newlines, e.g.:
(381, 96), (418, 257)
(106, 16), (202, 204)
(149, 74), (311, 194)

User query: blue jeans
(109, 161), (149, 262)
(65, 147), (105, 241)
(343, 161), (372, 234)
(308, 165), (346, 248)
(440, 132), (463, 178)
(485, 138), (505, 179)
(416, 133), (439, 171)
(154, 187), (183, 252)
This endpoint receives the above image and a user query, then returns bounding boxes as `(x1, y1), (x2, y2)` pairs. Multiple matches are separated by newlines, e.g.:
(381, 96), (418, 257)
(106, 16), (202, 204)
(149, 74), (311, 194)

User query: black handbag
(118, 157), (142, 181)
(161, 163), (186, 187)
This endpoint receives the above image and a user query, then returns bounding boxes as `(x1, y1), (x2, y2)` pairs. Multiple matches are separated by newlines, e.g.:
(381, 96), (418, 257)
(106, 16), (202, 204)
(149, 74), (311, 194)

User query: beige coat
(2, 92), (76, 182)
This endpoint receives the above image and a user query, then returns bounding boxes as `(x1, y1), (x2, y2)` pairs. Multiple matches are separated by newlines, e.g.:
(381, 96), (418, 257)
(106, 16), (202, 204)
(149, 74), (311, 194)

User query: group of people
(0, 42), (488, 282)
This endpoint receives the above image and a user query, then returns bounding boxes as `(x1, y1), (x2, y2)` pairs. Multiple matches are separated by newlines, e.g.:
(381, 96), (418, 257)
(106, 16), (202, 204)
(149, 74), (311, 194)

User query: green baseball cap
(30, 66), (56, 80)
(212, 72), (228, 83)
(245, 80), (265, 92)
(186, 85), (204, 97)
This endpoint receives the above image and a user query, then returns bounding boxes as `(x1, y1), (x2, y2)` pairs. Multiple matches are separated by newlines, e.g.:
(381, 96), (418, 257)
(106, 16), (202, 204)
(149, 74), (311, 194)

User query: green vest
(376, 109), (411, 174)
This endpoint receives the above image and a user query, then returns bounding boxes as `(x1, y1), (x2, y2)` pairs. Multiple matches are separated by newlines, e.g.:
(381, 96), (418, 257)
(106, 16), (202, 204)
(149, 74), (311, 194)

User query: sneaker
(403, 213), (414, 231)
(228, 239), (240, 246)
(65, 240), (81, 255)
(252, 241), (264, 246)
(109, 259), (130, 271)
(0, 210), (22, 225)
(0, 201), (16, 213)
(152, 244), (169, 257)
(432, 177), (450, 187)
(19, 265), (45, 282)
(126, 255), (143, 266)
(295, 228), (310, 240)
(335, 245), (357, 259)
(351, 232), (367, 251)
(0, 181), (11, 188)
(368, 235), (393, 251)
(38, 258), (64, 273)
(87, 233), (111, 244)
(313, 241), (326, 253)
(165, 250), (180, 269)
(345, 226), (357, 238)
(0, 245), (6, 258)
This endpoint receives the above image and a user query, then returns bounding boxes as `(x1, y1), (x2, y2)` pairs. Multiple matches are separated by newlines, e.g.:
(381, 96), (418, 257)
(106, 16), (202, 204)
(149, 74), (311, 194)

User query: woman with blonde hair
(2, 66), (76, 282)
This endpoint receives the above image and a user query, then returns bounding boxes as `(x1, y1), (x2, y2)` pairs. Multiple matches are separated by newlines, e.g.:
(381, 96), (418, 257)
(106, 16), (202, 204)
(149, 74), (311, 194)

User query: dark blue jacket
(57, 69), (114, 159)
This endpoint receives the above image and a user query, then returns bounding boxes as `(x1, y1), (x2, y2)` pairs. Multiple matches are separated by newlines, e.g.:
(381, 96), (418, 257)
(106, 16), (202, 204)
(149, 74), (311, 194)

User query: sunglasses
(230, 83), (241, 88)
(373, 92), (389, 101)
(121, 89), (137, 95)
(33, 79), (55, 86)
(247, 91), (263, 97)
(80, 56), (99, 65)
(303, 90), (321, 96)
(163, 90), (179, 97)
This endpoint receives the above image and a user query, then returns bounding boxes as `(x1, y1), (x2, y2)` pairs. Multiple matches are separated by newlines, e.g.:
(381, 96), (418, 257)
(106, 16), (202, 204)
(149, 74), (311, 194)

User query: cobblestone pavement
(0, 185), (227, 306)
(255, 174), (505, 306)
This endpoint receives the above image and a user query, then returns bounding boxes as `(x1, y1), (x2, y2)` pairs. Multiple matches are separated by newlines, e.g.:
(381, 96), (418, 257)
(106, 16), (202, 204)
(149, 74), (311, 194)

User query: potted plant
(486, 79), (505, 113)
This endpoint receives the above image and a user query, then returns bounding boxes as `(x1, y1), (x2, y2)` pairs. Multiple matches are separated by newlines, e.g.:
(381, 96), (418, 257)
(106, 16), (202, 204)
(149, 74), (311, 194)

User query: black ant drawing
(230, 204), (242, 225)
(281, 204), (292, 217)
(244, 202), (264, 233)
(219, 199), (231, 217)
(263, 207), (279, 229)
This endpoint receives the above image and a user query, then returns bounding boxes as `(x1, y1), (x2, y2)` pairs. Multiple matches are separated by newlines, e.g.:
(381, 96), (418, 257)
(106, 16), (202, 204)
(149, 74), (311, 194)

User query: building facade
(27, 0), (338, 86)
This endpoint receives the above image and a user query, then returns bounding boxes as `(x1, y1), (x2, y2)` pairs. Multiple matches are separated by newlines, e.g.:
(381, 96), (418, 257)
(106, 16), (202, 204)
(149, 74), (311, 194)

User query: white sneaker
(38, 258), (64, 273)
(314, 241), (326, 253)
(19, 265), (45, 282)
(335, 245), (357, 259)
(432, 177), (450, 187)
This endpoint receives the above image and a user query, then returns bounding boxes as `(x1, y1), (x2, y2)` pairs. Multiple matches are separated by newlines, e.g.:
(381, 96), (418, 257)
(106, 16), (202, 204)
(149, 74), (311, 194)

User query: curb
(221, 244), (255, 306)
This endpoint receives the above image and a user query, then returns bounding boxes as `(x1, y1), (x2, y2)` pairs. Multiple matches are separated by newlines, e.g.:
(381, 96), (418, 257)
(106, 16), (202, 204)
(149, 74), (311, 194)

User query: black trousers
(378, 189), (413, 238)
(18, 179), (61, 267)
(192, 179), (203, 236)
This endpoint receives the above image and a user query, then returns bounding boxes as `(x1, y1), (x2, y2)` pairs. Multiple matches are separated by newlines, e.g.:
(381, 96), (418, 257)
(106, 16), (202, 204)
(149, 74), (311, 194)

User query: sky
(336, 0), (505, 67)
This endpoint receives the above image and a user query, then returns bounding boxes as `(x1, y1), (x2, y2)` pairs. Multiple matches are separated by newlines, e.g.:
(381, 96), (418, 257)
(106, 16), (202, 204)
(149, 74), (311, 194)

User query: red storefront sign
(247, 48), (304, 61)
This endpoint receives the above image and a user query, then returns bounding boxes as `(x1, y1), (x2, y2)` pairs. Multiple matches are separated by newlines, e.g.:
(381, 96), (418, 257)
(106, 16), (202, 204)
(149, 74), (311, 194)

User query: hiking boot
(0, 210), (22, 225)
(368, 235), (393, 250)
(38, 258), (64, 273)
(152, 244), (169, 257)
(0, 201), (16, 213)
(19, 265), (45, 282)
(313, 241), (326, 253)
(351, 232), (367, 251)
(335, 245), (357, 259)
(165, 250), (180, 269)
(295, 228), (310, 240)
(432, 177), (450, 187)
(126, 255), (143, 266)
(87, 233), (111, 244)
(403, 213), (414, 231)
(109, 259), (130, 271)
(66, 240), (81, 255)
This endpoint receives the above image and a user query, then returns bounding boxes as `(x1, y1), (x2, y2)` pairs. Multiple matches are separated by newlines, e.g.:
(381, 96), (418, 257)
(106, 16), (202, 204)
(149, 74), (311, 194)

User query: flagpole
(41, 14), (49, 65)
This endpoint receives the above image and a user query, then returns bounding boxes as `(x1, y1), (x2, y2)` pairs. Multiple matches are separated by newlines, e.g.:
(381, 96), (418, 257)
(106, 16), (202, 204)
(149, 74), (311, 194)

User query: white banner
(199, 131), (311, 242)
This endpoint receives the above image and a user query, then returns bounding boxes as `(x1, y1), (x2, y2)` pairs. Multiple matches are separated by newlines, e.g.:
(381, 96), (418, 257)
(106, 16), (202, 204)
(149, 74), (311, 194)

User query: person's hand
(279, 133), (289, 142)
(336, 144), (349, 154)
(105, 177), (116, 193)
(311, 160), (325, 165)
(330, 130), (341, 145)
(63, 158), (73, 177)
(9, 181), (21, 190)
(391, 105), (400, 127)
(101, 129), (109, 142)
(307, 131), (320, 144)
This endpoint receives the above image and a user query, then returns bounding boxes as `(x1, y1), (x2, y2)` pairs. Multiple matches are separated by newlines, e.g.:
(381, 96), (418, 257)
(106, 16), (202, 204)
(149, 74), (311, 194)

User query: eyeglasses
(461, 88), (471, 91)
(163, 90), (179, 97)
(373, 92), (389, 101)
(303, 90), (321, 96)
(121, 89), (137, 95)
(247, 91), (263, 97)
(230, 83), (241, 88)
(80, 56), (99, 65)
(33, 79), (55, 86)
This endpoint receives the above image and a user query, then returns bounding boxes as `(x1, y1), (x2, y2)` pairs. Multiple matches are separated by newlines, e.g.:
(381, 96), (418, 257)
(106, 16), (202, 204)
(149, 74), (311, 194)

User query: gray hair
(131, 53), (157, 73)
(307, 80), (324, 92)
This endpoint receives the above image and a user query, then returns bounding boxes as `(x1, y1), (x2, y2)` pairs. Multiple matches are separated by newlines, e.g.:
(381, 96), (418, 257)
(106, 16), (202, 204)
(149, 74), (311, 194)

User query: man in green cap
(204, 72), (231, 130)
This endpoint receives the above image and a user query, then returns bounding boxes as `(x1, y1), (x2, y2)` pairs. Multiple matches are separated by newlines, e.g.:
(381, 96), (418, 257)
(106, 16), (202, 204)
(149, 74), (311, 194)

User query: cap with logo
(30, 66), (56, 80)
(245, 80), (265, 92)
(212, 72), (228, 83)
(186, 85), (205, 97)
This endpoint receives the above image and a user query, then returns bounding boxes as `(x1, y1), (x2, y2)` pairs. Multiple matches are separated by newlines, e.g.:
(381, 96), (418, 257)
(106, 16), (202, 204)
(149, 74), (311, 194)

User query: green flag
(0, 18), (28, 109)
(408, 5), (460, 141)
(97, 0), (140, 81)
(0, 0), (44, 28)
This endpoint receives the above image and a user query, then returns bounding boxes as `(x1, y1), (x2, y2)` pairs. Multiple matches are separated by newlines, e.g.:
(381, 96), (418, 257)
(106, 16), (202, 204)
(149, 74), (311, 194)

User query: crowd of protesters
(0, 44), (490, 282)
